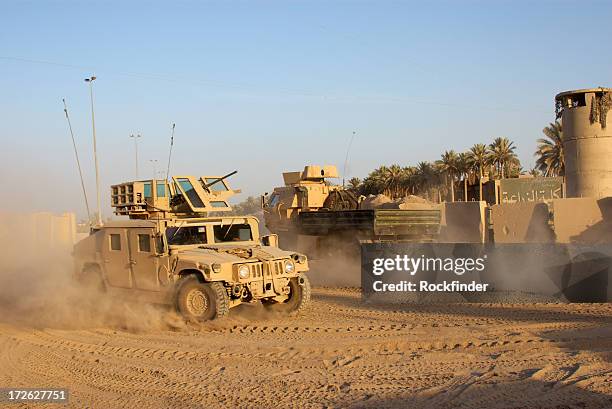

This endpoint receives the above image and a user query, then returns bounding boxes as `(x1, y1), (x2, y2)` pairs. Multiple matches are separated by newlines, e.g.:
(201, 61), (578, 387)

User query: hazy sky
(1, 0), (611, 219)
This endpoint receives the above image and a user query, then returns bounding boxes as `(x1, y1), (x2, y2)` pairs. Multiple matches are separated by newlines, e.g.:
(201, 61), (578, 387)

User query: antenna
(63, 98), (91, 223)
(165, 123), (175, 181)
(342, 131), (356, 188)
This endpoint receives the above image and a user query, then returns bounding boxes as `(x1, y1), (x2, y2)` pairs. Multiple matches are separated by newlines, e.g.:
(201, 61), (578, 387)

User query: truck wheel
(177, 277), (229, 321)
(264, 274), (311, 315)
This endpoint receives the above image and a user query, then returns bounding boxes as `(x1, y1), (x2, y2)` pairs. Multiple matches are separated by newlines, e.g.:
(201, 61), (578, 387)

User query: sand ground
(0, 287), (610, 409)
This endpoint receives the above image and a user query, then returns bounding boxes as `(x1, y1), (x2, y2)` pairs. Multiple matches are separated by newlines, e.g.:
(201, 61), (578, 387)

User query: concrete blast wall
(490, 202), (554, 243)
(438, 201), (487, 243)
(557, 88), (612, 198)
(0, 212), (77, 265)
(552, 197), (612, 244)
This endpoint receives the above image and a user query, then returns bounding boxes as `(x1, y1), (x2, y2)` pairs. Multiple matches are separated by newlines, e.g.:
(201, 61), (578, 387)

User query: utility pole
(129, 133), (142, 179)
(85, 75), (102, 226)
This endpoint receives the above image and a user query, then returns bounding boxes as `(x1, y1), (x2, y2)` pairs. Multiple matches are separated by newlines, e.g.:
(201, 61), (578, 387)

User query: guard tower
(555, 87), (612, 198)
(111, 172), (240, 219)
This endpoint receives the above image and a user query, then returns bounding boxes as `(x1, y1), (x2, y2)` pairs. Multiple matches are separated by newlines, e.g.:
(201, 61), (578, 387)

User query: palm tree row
(349, 121), (565, 203)
(349, 136), (523, 202)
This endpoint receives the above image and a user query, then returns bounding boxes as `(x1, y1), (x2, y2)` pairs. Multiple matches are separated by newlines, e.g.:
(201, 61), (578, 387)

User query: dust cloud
(0, 214), (187, 332)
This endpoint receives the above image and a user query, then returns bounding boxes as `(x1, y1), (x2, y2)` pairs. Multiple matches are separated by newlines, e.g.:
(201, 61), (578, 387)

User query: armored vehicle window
(110, 234), (121, 251)
(204, 178), (229, 192)
(138, 234), (151, 252)
(143, 182), (152, 198)
(166, 226), (207, 245)
(268, 194), (280, 207)
(210, 201), (229, 208)
(213, 224), (253, 242)
(156, 181), (167, 197)
(177, 178), (206, 208)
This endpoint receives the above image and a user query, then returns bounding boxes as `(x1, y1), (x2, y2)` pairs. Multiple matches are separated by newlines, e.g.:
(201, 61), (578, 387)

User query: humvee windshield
(214, 224), (252, 243)
(166, 226), (207, 245)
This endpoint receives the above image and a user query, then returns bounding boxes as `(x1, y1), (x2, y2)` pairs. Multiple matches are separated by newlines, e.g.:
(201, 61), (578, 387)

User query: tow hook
(298, 276), (305, 286)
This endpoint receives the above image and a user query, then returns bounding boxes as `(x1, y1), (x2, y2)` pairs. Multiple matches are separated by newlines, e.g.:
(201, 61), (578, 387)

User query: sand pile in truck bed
(361, 194), (434, 210)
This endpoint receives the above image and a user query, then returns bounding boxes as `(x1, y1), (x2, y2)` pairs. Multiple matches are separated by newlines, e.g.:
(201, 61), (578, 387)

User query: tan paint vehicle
(263, 165), (440, 256)
(73, 173), (311, 321)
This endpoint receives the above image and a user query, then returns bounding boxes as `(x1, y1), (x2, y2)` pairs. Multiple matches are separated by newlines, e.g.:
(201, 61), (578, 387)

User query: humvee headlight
(238, 265), (250, 279)
(284, 260), (295, 273)
(212, 263), (222, 273)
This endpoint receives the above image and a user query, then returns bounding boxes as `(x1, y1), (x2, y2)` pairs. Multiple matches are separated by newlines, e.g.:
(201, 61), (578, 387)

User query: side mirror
(261, 193), (268, 209)
(261, 234), (279, 247)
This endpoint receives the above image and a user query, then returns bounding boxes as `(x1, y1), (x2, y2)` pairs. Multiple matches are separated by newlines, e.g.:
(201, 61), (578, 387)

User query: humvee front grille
(249, 263), (264, 278)
(273, 260), (285, 276)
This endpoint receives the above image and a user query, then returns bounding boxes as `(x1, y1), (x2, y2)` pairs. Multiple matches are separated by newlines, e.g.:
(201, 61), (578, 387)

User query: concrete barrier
(438, 201), (487, 243)
(490, 202), (554, 243)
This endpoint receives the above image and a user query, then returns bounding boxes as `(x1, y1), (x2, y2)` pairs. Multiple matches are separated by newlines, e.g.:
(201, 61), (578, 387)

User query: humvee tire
(177, 276), (230, 321)
(264, 274), (311, 315)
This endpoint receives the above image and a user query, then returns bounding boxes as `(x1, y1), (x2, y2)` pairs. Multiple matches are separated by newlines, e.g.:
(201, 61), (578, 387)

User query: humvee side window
(166, 226), (207, 245)
(213, 224), (253, 242)
(177, 178), (206, 208)
(138, 234), (151, 252)
(110, 234), (121, 251)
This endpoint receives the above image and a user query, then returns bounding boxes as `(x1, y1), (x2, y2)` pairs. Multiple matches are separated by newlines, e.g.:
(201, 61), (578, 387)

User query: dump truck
(73, 172), (311, 321)
(262, 165), (441, 258)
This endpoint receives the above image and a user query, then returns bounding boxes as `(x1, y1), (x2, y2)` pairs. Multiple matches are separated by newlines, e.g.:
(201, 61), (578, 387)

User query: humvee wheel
(177, 277), (229, 321)
(264, 274), (311, 315)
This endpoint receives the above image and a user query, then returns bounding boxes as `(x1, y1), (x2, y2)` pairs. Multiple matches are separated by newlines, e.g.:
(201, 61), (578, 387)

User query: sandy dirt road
(0, 287), (611, 409)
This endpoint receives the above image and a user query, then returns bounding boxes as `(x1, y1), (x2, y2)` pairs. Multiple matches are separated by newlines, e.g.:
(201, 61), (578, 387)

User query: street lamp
(149, 159), (158, 181)
(84, 75), (102, 226)
(129, 133), (142, 179)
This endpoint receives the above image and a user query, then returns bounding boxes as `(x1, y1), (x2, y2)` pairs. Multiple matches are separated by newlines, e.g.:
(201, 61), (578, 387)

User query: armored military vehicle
(73, 172), (311, 321)
(262, 165), (441, 258)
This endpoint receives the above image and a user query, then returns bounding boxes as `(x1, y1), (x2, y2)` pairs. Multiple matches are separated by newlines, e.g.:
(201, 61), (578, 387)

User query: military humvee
(73, 172), (311, 321)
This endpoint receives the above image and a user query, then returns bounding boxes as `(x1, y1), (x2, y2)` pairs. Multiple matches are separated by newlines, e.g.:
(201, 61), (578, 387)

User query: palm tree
(456, 152), (471, 201)
(382, 164), (405, 198)
(488, 137), (517, 179)
(400, 166), (417, 195)
(436, 150), (459, 202)
(347, 177), (362, 192)
(528, 168), (541, 177)
(361, 166), (387, 196)
(535, 121), (564, 177)
(468, 143), (488, 201)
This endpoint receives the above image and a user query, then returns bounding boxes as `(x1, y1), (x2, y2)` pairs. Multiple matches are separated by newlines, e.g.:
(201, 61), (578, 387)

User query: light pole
(129, 133), (142, 179)
(85, 75), (102, 226)
(149, 159), (158, 181)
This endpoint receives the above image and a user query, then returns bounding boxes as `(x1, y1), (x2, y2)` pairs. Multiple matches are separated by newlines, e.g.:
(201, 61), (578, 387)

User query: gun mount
(111, 172), (240, 219)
